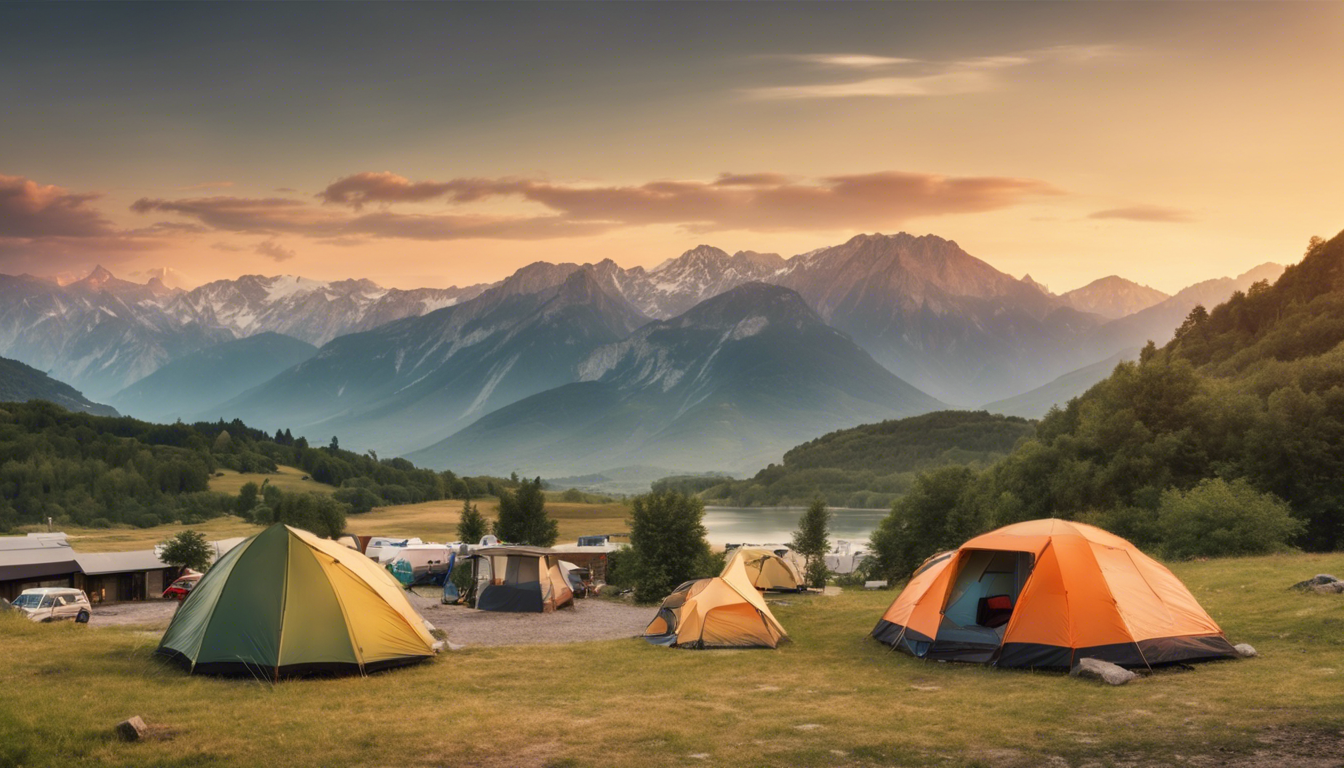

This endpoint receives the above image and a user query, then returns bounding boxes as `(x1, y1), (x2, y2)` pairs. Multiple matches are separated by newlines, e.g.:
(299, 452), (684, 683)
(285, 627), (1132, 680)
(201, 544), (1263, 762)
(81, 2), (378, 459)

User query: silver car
(11, 588), (92, 623)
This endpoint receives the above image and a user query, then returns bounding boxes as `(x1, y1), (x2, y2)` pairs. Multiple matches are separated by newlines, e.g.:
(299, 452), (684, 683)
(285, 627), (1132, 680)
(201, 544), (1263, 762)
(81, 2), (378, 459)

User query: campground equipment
(723, 547), (805, 592)
(872, 518), (1238, 669)
(558, 560), (589, 598)
(156, 524), (436, 677)
(468, 546), (574, 613)
(641, 551), (789, 649)
(366, 536), (424, 563)
(387, 544), (455, 587)
(11, 587), (91, 623)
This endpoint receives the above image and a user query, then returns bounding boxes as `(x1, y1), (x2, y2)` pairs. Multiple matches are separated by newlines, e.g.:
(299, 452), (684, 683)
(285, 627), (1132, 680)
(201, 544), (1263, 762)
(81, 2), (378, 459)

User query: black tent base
(871, 620), (1238, 670)
(154, 648), (432, 678)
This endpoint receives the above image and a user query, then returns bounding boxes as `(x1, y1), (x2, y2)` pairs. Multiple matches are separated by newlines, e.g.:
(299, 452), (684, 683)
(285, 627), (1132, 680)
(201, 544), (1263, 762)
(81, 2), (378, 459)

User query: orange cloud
(1089, 205), (1194, 223)
(0, 174), (117, 238)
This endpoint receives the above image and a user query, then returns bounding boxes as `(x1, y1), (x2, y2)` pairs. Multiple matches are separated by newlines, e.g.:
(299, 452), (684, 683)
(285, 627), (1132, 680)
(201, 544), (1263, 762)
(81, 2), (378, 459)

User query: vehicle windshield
(12, 594), (41, 609)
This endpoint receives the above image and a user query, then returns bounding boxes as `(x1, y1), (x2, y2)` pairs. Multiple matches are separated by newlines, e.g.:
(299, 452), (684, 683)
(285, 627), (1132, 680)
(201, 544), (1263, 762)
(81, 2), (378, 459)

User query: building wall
(1, 574), (77, 602)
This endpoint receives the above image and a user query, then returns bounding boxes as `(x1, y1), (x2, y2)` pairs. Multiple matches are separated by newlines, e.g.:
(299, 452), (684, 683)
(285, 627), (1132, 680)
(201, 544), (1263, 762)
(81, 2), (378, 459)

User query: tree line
(867, 231), (1344, 581)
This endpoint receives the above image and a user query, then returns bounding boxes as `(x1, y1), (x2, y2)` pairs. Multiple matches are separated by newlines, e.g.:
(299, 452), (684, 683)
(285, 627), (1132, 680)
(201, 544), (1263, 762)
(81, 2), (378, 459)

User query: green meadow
(2, 551), (1341, 768)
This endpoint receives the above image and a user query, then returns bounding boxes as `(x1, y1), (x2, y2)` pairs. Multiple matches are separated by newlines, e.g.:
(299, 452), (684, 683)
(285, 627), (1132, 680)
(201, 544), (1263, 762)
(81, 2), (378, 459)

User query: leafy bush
(627, 491), (716, 603)
(1157, 478), (1304, 559)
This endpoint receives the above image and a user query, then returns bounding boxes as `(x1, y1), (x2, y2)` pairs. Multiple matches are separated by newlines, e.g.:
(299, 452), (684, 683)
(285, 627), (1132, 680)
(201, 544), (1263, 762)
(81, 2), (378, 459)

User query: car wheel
(75, 610), (90, 624)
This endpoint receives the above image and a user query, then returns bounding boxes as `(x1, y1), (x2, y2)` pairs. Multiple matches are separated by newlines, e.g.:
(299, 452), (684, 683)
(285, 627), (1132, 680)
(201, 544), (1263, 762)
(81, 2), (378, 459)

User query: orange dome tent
(872, 519), (1237, 668)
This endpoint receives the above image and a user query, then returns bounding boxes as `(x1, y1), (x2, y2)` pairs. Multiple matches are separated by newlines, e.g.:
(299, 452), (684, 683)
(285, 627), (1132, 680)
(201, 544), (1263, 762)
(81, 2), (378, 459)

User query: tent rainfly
(872, 519), (1238, 669)
(642, 551), (789, 649)
(724, 547), (805, 592)
(156, 524), (436, 677)
(470, 546), (574, 612)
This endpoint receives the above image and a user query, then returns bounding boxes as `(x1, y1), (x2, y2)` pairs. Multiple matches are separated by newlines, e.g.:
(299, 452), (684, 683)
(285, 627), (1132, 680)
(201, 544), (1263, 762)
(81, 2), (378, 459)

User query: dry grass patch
(345, 498), (630, 544)
(45, 517), (260, 553)
(208, 465), (332, 496)
(1, 552), (1341, 767)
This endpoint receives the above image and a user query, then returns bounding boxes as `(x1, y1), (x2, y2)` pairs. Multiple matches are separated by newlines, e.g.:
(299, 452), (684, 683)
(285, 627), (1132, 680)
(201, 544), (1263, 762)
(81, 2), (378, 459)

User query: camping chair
(976, 595), (1014, 629)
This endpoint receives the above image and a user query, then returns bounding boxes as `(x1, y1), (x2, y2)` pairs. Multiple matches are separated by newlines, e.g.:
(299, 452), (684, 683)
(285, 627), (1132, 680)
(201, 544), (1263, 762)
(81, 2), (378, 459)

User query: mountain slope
(771, 233), (1103, 404)
(0, 356), (118, 416)
(695, 410), (1036, 507)
(213, 267), (649, 455)
(109, 332), (318, 423)
(1061, 276), (1169, 319)
(982, 347), (1141, 419)
(409, 283), (944, 476)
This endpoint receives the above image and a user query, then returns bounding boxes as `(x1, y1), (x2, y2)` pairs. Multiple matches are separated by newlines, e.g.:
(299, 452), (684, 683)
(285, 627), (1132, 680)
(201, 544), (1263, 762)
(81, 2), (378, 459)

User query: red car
(162, 572), (202, 600)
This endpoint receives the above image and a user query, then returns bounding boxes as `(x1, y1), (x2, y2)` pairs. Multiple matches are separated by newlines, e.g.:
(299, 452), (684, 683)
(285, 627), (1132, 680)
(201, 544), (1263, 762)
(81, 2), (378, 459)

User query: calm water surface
(702, 506), (886, 548)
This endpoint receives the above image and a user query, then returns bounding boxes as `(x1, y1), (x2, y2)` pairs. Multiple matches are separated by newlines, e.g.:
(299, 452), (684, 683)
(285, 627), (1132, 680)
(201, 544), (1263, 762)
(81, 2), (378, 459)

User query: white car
(11, 588), (92, 623)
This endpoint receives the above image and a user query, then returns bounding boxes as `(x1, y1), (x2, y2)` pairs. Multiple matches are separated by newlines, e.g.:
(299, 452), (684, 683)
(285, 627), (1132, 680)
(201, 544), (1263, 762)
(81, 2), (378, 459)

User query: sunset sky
(2, 2), (1342, 294)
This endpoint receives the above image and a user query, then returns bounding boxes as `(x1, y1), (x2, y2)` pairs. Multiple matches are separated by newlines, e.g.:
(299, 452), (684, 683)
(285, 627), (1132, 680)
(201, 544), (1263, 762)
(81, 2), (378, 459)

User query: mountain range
(0, 233), (1286, 476)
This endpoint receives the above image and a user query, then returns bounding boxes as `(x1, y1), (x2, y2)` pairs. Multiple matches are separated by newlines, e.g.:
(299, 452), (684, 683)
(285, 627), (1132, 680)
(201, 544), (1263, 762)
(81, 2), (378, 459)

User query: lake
(702, 506), (886, 548)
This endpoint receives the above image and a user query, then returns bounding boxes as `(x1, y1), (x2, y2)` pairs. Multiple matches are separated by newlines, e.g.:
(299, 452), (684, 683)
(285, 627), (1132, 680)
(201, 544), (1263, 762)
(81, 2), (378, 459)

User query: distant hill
(691, 410), (1035, 508)
(110, 332), (317, 423)
(1061, 276), (1169, 320)
(0, 356), (118, 417)
(982, 348), (1140, 419)
(410, 283), (944, 476)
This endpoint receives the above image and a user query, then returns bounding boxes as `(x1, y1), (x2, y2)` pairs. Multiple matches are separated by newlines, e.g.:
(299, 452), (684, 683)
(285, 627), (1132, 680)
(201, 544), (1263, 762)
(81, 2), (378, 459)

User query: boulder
(1311, 581), (1344, 595)
(115, 716), (148, 742)
(1070, 657), (1137, 686)
(1290, 574), (1341, 591)
(1233, 643), (1257, 658)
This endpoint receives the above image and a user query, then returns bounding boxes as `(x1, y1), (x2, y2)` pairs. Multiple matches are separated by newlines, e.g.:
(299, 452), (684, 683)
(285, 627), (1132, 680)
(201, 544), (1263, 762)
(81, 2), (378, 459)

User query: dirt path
(408, 593), (652, 647)
(87, 599), (178, 627)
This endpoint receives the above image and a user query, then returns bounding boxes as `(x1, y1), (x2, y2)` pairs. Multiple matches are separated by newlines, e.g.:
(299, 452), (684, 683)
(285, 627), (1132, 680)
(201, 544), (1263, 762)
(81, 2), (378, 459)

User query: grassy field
(32, 496), (630, 554)
(1, 552), (1341, 767)
(344, 498), (631, 545)
(207, 465), (334, 496)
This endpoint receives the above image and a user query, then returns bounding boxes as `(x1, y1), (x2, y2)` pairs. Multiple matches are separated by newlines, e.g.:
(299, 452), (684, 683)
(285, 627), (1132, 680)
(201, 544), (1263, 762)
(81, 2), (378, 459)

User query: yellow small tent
(157, 524), (436, 677)
(642, 552), (788, 648)
(724, 547), (805, 592)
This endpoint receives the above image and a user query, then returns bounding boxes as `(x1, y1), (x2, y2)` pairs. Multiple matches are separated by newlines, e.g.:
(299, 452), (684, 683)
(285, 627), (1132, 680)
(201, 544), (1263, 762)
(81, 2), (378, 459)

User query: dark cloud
(0, 174), (118, 238)
(210, 241), (247, 252)
(255, 239), (296, 262)
(1089, 205), (1193, 223)
(712, 172), (795, 187)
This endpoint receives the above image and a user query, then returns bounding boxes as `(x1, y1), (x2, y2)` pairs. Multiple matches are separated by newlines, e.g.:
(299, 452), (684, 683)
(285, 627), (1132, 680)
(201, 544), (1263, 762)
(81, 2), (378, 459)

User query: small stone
(794, 723), (822, 731)
(1233, 643), (1257, 658)
(688, 754), (710, 760)
(115, 716), (147, 742)
(1070, 657), (1137, 686)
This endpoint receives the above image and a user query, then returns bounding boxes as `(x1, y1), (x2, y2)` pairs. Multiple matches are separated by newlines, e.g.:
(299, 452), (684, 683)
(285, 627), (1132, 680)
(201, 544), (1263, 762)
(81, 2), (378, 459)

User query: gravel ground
(407, 593), (652, 647)
(87, 599), (179, 627)
(80, 594), (653, 648)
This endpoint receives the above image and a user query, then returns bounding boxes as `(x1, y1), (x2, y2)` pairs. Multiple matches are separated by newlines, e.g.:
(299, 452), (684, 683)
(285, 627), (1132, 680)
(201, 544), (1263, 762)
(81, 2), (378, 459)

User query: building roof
(74, 550), (168, 575)
(471, 546), (556, 558)
(0, 534), (71, 552)
(0, 548), (80, 581)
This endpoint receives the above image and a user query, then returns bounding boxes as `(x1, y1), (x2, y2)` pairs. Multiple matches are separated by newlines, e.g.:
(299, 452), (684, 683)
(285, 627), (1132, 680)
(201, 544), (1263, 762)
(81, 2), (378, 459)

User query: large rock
(1233, 643), (1258, 658)
(1290, 574), (1341, 591)
(1070, 657), (1137, 686)
(1311, 581), (1344, 595)
(115, 716), (148, 742)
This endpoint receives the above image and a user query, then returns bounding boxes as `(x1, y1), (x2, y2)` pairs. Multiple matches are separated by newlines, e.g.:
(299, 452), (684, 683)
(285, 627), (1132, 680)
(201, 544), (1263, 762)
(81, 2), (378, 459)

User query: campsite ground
(2, 552), (1342, 768)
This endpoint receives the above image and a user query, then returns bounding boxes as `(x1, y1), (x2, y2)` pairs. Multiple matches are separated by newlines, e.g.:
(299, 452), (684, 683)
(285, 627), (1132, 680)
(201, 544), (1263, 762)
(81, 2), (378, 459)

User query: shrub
(1157, 478), (1304, 559)
(627, 491), (713, 603)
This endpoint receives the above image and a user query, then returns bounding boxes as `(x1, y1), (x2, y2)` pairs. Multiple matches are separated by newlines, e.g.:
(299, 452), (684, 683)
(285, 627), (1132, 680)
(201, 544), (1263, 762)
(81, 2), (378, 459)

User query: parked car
(162, 572), (202, 600)
(11, 588), (92, 623)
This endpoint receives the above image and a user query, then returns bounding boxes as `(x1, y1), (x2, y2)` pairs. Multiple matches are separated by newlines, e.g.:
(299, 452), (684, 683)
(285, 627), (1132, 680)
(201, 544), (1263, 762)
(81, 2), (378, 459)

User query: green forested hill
(675, 410), (1034, 508)
(0, 401), (498, 533)
(869, 231), (1344, 579)
(0, 357), (119, 417)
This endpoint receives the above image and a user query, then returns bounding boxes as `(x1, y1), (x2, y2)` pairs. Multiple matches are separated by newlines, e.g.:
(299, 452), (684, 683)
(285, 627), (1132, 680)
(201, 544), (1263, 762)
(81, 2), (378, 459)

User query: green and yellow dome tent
(156, 524), (437, 678)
